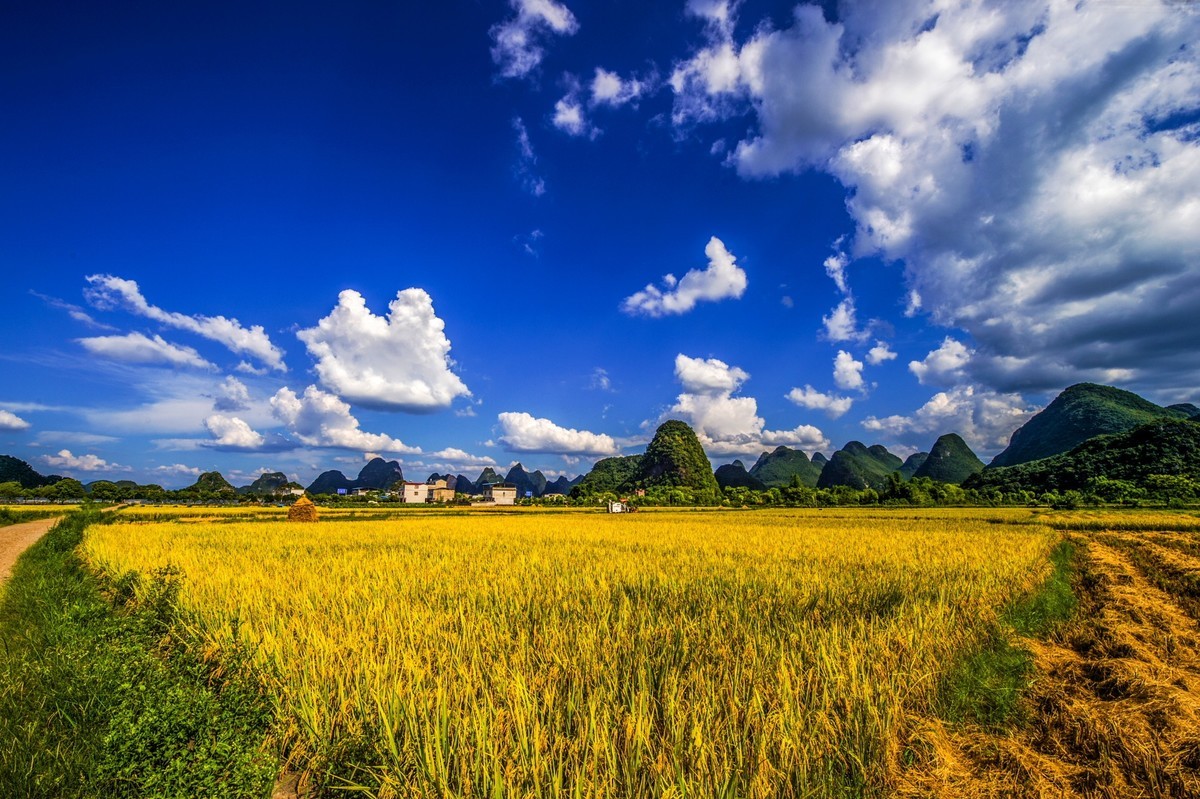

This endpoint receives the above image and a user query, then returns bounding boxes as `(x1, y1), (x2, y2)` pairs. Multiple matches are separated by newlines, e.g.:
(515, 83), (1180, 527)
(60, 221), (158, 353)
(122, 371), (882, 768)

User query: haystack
(287, 494), (319, 522)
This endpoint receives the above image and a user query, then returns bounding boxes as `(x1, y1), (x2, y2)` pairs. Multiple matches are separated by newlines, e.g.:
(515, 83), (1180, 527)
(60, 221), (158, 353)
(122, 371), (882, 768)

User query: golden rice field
(83, 508), (1065, 798)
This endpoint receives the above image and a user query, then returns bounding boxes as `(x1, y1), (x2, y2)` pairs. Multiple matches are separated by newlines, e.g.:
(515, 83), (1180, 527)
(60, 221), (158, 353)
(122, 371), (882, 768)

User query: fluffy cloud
(552, 96), (590, 136)
(824, 250), (849, 294)
(497, 411), (620, 456)
(910, 337), (972, 386)
(212, 376), (251, 412)
(670, 1), (1200, 393)
(622, 236), (748, 317)
(669, 0), (753, 124)
(42, 449), (127, 473)
(833, 350), (864, 391)
(423, 448), (499, 471)
(785, 385), (853, 418)
(152, 463), (203, 477)
(270, 386), (420, 453)
(591, 67), (646, 106)
(0, 410), (30, 431)
(203, 414), (265, 449)
(77, 332), (215, 369)
(84, 275), (285, 371)
(863, 385), (1036, 457)
(866, 341), (898, 366)
(822, 297), (867, 342)
(664, 354), (829, 458)
(297, 289), (470, 412)
(490, 0), (578, 79)
(675, 354), (749, 394)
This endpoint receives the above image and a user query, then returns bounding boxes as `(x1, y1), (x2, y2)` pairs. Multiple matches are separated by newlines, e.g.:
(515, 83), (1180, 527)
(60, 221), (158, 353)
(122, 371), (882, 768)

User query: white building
(482, 483), (517, 505)
(398, 482), (431, 503)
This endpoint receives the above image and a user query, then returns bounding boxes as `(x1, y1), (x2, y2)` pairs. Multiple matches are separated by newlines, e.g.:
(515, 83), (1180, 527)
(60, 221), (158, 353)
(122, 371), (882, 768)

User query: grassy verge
(937, 539), (1078, 728)
(0, 511), (278, 798)
(0, 507), (64, 526)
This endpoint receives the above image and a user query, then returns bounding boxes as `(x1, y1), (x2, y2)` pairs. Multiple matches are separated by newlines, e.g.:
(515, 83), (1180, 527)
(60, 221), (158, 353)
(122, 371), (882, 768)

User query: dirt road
(0, 517), (61, 582)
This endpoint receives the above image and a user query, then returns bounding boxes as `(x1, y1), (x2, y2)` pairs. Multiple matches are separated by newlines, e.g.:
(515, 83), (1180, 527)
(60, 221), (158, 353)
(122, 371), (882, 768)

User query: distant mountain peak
(991, 383), (1181, 467)
(914, 433), (984, 484)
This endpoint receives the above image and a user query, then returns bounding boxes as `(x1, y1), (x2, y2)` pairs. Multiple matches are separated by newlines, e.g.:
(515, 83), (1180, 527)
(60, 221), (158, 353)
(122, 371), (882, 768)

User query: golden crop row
(83, 509), (1058, 798)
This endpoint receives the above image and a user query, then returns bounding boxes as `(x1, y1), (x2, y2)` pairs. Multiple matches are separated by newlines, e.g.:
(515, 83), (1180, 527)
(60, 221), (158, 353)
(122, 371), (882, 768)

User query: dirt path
(899, 532), (1200, 798)
(0, 517), (61, 582)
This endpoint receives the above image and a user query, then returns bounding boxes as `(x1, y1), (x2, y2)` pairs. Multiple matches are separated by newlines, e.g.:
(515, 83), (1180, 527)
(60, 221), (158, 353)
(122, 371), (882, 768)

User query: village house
(482, 482), (517, 505)
(397, 482), (431, 503)
(429, 478), (456, 503)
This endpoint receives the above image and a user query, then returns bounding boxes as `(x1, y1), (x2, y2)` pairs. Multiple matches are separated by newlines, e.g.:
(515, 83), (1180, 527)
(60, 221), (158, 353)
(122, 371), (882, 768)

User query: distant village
(350, 478), (518, 506)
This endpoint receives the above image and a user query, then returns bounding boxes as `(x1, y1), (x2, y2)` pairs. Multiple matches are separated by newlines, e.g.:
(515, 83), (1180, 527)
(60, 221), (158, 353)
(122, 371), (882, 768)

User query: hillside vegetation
(914, 434), (985, 485)
(817, 442), (904, 491)
(990, 383), (1189, 467)
(966, 418), (1200, 500)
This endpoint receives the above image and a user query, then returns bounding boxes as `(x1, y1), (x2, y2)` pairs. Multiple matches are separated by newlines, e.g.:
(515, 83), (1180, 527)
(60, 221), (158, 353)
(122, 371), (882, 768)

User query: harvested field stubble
(899, 526), (1200, 798)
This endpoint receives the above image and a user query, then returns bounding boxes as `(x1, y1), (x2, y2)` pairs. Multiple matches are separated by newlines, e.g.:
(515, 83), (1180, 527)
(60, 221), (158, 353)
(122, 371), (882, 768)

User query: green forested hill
(991, 383), (1186, 467)
(748, 446), (822, 488)
(570, 455), (642, 496)
(899, 452), (928, 480)
(639, 420), (719, 493)
(914, 434), (984, 484)
(715, 460), (767, 491)
(967, 418), (1200, 495)
(817, 442), (903, 491)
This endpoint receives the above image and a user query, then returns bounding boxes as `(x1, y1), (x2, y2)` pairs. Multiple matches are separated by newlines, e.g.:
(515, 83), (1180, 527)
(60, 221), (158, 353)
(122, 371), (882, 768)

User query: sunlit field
(84, 508), (1061, 797)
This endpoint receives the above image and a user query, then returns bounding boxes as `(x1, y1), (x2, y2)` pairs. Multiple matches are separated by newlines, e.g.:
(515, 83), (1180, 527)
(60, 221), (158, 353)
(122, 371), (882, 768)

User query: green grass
(0, 511), (279, 798)
(0, 507), (63, 526)
(937, 540), (1078, 728)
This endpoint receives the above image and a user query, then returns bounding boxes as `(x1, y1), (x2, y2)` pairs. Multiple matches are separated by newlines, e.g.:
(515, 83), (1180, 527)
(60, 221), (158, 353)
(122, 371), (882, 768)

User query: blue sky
(2, 0), (1198, 488)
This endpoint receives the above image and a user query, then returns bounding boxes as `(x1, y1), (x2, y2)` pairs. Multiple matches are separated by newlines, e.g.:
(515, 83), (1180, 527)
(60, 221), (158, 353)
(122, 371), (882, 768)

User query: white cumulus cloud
(77, 332), (215, 369)
(622, 236), (748, 317)
(0, 410), (31, 431)
(152, 463), (204, 477)
(591, 67), (646, 107)
(297, 288), (470, 413)
(824, 250), (849, 294)
(675, 354), (749, 395)
(662, 353), (829, 458)
(270, 386), (420, 453)
(833, 350), (865, 391)
(866, 341), (898, 366)
(42, 449), (127, 473)
(490, 0), (578, 79)
(84, 275), (285, 371)
(203, 414), (265, 449)
(822, 297), (867, 342)
(669, 0), (1200, 393)
(212, 376), (251, 412)
(497, 412), (620, 456)
(785, 385), (853, 418)
(910, 337), (972, 386)
(863, 385), (1036, 457)
(552, 96), (590, 136)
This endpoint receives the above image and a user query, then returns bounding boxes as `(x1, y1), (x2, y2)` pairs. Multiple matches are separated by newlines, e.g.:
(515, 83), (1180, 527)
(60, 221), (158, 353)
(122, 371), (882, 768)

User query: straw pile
(287, 495), (319, 522)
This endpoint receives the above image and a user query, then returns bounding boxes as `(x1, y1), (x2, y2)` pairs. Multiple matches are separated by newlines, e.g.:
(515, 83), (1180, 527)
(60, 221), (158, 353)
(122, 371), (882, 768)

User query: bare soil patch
(0, 517), (60, 582)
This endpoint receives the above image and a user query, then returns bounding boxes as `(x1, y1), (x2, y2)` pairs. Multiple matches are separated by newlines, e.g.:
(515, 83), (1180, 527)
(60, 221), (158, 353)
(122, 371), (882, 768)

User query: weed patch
(937, 540), (1078, 728)
(0, 511), (278, 798)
